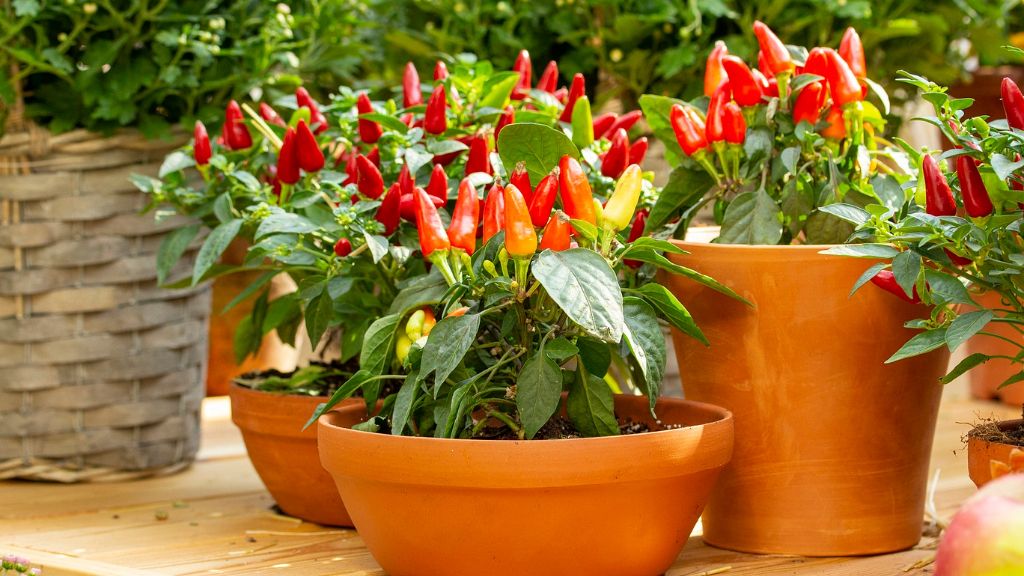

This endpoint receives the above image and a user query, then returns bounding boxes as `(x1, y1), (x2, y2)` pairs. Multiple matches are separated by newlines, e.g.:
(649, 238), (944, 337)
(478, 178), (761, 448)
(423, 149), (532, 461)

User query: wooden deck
(1, 381), (1018, 576)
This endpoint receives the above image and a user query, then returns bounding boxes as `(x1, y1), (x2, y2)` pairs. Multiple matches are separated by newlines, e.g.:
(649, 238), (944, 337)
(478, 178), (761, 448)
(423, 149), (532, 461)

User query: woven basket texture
(0, 98), (210, 482)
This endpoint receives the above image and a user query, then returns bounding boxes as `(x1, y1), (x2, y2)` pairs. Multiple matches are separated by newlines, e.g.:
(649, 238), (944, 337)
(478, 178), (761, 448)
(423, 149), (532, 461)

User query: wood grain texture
(0, 389), (1018, 576)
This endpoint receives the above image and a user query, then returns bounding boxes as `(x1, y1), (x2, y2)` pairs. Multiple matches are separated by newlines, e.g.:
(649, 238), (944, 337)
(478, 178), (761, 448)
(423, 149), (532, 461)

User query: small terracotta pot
(662, 242), (950, 556)
(966, 291), (1024, 406)
(968, 419), (1024, 487)
(318, 395), (733, 576)
(229, 383), (355, 526)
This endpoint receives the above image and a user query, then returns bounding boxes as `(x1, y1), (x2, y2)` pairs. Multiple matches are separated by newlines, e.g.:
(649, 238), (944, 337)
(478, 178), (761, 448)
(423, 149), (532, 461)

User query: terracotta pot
(968, 419), (1024, 487)
(318, 395), (733, 576)
(229, 383), (355, 526)
(966, 291), (1024, 406)
(662, 242), (949, 556)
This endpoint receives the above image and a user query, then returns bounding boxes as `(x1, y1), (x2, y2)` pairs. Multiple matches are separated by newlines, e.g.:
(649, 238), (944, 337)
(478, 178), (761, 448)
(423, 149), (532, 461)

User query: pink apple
(935, 473), (1024, 575)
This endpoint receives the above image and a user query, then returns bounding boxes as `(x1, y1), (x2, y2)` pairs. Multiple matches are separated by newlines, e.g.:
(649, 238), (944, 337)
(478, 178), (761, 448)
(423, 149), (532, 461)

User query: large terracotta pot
(966, 291), (1024, 406)
(229, 383), (355, 526)
(662, 242), (949, 556)
(968, 419), (1024, 487)
(318, 395), (734, 576)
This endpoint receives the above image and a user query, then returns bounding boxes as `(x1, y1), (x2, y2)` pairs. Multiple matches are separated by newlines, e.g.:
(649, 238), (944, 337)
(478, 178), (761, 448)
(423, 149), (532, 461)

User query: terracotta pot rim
(318, 395), (734, 488)
(968, 418), (1024, 445)
(671, 239), (848, 252)
(228, 380), (329, 399)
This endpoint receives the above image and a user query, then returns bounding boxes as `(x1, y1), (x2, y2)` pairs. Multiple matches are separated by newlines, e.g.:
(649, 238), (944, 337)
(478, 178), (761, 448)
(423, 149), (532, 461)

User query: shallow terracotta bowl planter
(968, 419), (1024, 487)
(318, 394), (734, 576)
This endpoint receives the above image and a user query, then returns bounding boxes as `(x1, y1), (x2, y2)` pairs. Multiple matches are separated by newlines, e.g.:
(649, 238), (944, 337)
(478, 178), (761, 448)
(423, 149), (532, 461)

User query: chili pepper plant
(141, 53), (652, 396)
(639, 23), (912, 245)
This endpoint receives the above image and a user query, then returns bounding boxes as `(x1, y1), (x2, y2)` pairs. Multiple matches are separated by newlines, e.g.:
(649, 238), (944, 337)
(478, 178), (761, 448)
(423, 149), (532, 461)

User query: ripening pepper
(495, 105), (515, 141)
(356, 154), (384, 198)
(923, 155), (957, 216)
(510, 162), (533, 204)
(398, 163), (414, 197)
(395, 333), (413, 363)
(705, 41), (729, 97)
(334, 238), (352, 257)
(512, 50), (532, 100)
(721, 57), (763, 107)
(447, 178), (480, 254)
(624, 209), (649, 269)
(956, 155), (995, 217)
(793, 81), (826, 125)
(629, 137), (648, 166)
(839, 27), (867, 79)
(670, 104), (708, 156)
(447, 306), (470, 318)
(193, 121), (211, 166)
(824, 49), (863, 106)
(558, 155), (597, 224)
(427, 163), (449, 201)
(404, 62), (422, 108)
(223, 101), (253, 150)
(603, 164), (643, 231)
(259, 103), (286, 127)
(414, 187), (451, 257)
(357, 93), (382, 144)
(528, 172), (558, 227)
(538, 211), (571, 252)
(606, 111), (642, 137)
(503, 184), (538, 257)
(821, 105), (846, 140)
(406, 308), (436, 341)
(559, 73), (586, 122)
(1002, 78), (1024, 130)
(465, 136), (491, 175)
(276, 127), (300, 185)
(752, 21), (794, 75)
(376, 183), (402, 235)
(722, 102), (746, 145)
(571, 95), (595, 149)
(592, 113), (617, 140)
(602, 128), (629, 178)
(295, 120), (325, 173)
(425, 85), (448, 135)
(537, 60), (559, 94)
(295, 87), (328, 134)
(483, 184), (505, 243)
(434, 61), (449, 80)
(870, 269), (920, 303)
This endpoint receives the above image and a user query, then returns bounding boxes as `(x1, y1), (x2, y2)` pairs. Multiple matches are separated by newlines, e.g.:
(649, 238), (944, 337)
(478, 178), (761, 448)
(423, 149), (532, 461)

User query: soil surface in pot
(480, 416), (653, 440)
(970, 409), (1024, 447)
(234, 359), (399, 398)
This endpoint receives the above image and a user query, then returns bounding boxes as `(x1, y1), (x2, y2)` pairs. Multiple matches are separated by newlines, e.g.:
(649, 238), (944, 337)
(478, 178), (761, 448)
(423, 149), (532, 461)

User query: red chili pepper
(367, 146), (380, 166)
(356, 93), (382, 144)
(752, 21), (794, 75)
(803, 47), (829, 79)
(414, 187), (451, 257)
(193, 121), (211, 166)
(628, 137), (648, 166)
(400, 191), (443, 222)
(512, 50), (532, 100)
(722, 102), (746, 145)
(483, 184), (505, 243)
(425, 85), (448, 135)
(404, 62), (422, 108)
(276, 127), (300, 185)
(447, 178), (480, 254)
(757, 50), (772, 79)
(705, 41), (729, 97)
(721, 56), (763, 107)
(839, 27), (867, 79)
(606, 110), (643, 137)
(223, 100), (253, 150)
(503, 184), (537, 257)
(592, 113), (617, 140)
(356, 154), (384, 199)
(601, 128), (629, 179)
(510, 162), (533, 204)
(923, 155), (956, 216)
(333, 238), (352, 257)
(259, 103), (286, 127)
(752, 69), (772, 95)
(427, 163), (449, 201)
(296, 88), (328, 134)
(434, 61), (449, 81)
(1002, 78), (1024, 130)
(558, 155), (596, 224)
(465, 136), (491, 175)
(553, 87), (568, 104)
(376, 183), (402, 235)
(823, 49), (863, 106)
(705, 85), (730, 143)
(398, 163), (414, 197)
(793, 81), (826, 125)
(342, 151), (357, 185)
(956, 155), (994, 217)
(821, 105), (846, 139)
(669, 104), (708, 156)
(870, 270), (920, 303)
(559, 73), (586, 122)
(495, 105), (514, 141)
(624, 209), (649, 269)
(528, 172), (559, 227)
(538, 211), (571, 252)
(537, 60), (559, 94)
(295, 120), (325, 173)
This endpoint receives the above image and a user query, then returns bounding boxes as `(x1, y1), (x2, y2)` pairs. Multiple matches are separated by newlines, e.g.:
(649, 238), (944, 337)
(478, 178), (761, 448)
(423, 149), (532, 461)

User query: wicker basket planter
(0, 124), (211, 482)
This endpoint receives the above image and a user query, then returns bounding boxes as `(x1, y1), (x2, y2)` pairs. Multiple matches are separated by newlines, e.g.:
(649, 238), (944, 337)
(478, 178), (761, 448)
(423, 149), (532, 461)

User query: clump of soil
(479, 416), (654, 440)
(968, 406), (1024, 448)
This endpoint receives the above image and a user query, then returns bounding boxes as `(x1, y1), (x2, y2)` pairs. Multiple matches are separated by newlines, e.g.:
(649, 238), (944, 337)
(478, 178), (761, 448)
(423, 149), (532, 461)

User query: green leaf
(156, 224), (199, 285)
(990, 153), (1024, 181)
(577, 338), (611, 377)
(388, 273), (449, 314)
(645, 166), (715, 232)
(222, 271), (276, 314)
(891, 250), (921, 299)
(940, 353), (991, 384)
(819, 244), (901, 258)
(359, 112), (409, 134)
(717, 189), (783, 245)
(233, 315), (259, 365)
(419, 313), (482, 394)
(516, 351), (564, 439)
(886, 328), (948, 364)
(533, 249), (624, 343)
(363, 231), (389, 263)
(998, 371), (1024, 390)
(255, 212), (318, 239)
(621, 297), (665, 415)
(213, 192), (234, 223)
(624, 249), (749, 305)
(849, 262), (888, 297)
(427, 139), (470, 156)
(405, 147), (434, 177)
(361, 314), (402, 375)
(625, 237), (687, 255)
(638, 94), (687, 161)
(232, 171), (262, 192)
(567, 372), (618, 437)
(304, 370), (374, 429)
(923, 270), (972, 305)
(945, 310), (993, 351)
(391, 369), (421, 436)
(159, 151), (194, 177)
(192, 220), (242, 285)
(545, 337), (579, 362)
(818, 203), (870, 226)
(864, 77), (891, 115)
(497, 123), (580, 184)
(479, 71), (521, 109)
(305, 288), (334, 350)
(634, 283), (707, 345)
